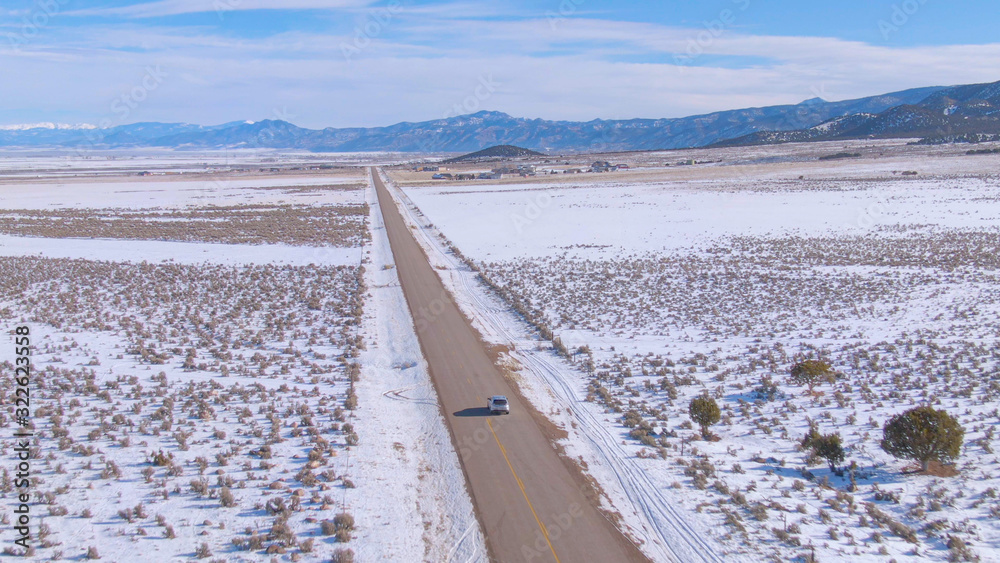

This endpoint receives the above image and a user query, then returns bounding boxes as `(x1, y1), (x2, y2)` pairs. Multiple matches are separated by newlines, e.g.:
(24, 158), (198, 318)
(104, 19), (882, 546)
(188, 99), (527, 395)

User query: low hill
(443, 145), (544, 163)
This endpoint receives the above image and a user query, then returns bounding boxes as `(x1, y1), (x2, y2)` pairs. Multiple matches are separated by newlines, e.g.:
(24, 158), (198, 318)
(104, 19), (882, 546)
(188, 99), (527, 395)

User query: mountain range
(711, 81), (1000, 147)
(1, 81), (998, 153)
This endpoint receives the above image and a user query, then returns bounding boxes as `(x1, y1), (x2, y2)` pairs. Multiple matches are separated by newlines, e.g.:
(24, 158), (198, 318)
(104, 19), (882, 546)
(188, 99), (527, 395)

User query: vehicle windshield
(494, 399), (507, 405)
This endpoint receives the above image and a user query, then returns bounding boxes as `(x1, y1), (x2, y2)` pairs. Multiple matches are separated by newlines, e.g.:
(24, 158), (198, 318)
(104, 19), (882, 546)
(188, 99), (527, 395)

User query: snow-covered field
(392, 144), (1000, 562)
(0, 149), (419, 178)
(0, 174), (366, 209)
(3, 144), (998, 562)
(0, 165), (483, 562)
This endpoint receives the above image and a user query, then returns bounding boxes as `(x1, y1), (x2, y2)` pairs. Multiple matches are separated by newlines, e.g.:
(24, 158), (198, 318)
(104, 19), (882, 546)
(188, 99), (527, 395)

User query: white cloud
(3, 11), (999, 127)
(398, 2), (530, 19)
(66, 0), (376, 19)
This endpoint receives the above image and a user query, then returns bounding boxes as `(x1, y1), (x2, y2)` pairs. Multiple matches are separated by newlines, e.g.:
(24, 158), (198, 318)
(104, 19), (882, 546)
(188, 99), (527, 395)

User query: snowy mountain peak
(0, 122), (98, 131)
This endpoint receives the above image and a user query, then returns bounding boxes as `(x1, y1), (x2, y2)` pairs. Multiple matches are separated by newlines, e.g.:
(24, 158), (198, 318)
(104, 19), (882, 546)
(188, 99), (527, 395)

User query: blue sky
(1, 0), (998, 128)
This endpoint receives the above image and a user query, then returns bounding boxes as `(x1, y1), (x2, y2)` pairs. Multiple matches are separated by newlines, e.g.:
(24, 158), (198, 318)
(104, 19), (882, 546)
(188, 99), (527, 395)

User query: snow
(0, 172), (369, 265)
(348, 172), (486, 561)
(386, 146), (1000, 562)
(0, 123), (97, 131)
(401, 177), (1000, 262)
(378, 170), (737, 562)
(2, 144), (997, 561)
(811, 120), (838, 132)
(0, 163), (480, 562)
(0, 176), (366, 210)
(0, 151), (413, 178)
(1, 261), (366, 562)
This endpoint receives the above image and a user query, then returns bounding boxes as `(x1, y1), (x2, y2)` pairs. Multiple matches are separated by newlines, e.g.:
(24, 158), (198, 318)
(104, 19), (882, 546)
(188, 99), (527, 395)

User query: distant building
(492, 164), (536, 176)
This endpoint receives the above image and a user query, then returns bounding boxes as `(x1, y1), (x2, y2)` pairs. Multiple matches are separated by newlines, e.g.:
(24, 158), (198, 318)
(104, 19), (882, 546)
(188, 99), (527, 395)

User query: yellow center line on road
(487, 419), (561, 563)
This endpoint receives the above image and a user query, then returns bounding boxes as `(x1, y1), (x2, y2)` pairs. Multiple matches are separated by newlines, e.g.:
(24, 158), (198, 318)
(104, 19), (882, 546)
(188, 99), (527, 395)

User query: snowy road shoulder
(348, 173), (486, 562)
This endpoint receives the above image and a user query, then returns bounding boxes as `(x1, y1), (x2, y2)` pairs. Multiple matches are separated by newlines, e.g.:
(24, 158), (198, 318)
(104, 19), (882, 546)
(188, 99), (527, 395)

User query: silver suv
(487, 395), (510, 415)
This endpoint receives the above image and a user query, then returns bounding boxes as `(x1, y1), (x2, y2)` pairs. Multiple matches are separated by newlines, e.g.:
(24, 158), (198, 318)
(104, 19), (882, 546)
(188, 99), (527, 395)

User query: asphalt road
(372, 168), (649, 563)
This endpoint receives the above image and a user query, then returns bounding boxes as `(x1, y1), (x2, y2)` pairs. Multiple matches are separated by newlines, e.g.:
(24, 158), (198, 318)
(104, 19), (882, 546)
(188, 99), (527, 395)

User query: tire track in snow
(453, 269), (724, 563)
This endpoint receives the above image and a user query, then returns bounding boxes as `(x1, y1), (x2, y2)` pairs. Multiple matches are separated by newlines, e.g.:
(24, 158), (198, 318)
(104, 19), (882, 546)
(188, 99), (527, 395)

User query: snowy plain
(378, 170), (735, 562)
(391, 143), (1000, 562)
(1, 143), (998, 562)
(0, 163), (481, 562)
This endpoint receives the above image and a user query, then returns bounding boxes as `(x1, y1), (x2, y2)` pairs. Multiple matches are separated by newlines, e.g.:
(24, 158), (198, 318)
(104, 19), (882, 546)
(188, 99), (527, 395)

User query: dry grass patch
(467, 227), (1000, 561)
(0, 256), (369, 561)
(0, 203), (369, 247)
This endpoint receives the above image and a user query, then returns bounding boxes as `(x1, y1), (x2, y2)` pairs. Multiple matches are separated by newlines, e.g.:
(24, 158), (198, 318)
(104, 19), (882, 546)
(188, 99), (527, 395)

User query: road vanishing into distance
(372, 169), (649, 563)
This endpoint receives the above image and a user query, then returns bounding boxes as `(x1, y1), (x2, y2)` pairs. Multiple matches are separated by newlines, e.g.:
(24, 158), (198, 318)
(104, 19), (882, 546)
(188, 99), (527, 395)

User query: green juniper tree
(689, 395), (721, 440)
(881, 406), (964, 472)
(790, 360), (834, 394)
